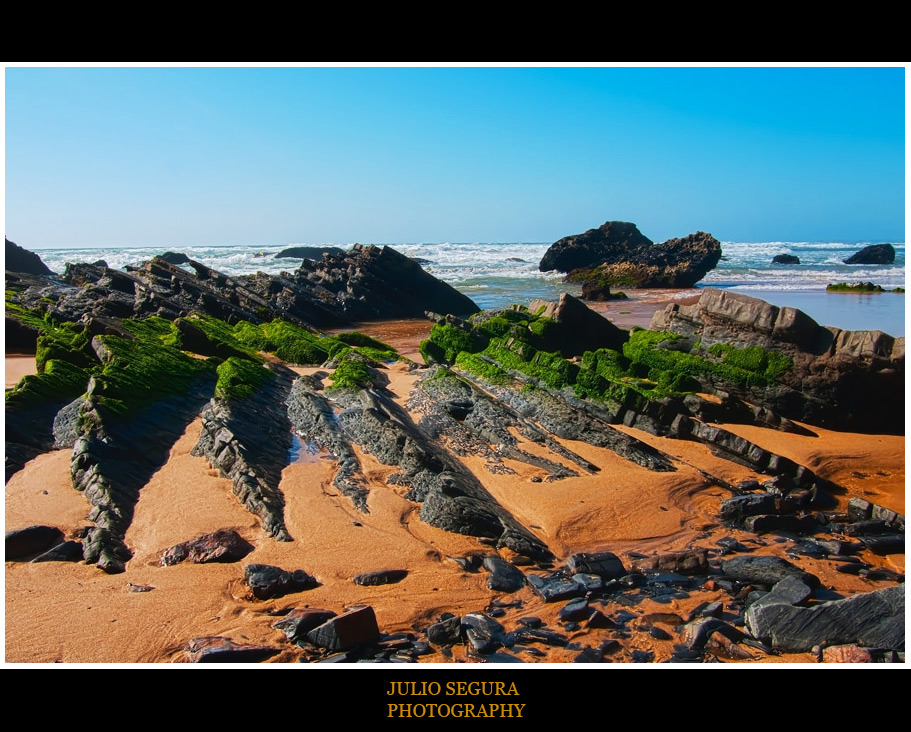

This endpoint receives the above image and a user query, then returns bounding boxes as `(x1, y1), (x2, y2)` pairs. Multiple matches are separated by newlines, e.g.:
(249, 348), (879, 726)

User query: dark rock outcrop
(290, 375), (552, 561)
(843, 244), (895, 265)
(160, 529), (254, 566)
(651, 288), (904, 434)
(539, 221), (722, 290)
(6, 239), (53, 276)
(9, 245), (479, 333)
(772, 254), (800, 264)
(745, 584), (904, 652)
(69, 376), (216, 572)
(193, 363), (297, 541)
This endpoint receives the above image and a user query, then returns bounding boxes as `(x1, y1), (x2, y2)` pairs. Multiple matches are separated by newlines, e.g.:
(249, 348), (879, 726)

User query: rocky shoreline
(5, 239), (904, 664)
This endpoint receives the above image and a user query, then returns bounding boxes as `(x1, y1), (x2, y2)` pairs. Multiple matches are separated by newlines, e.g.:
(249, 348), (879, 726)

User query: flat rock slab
(306, 606), (381, 650)
(353, 569), (408, 586)
(161, 529), (254, 566)
(6, 525), (65, 559)
(186, 636), (281, 663)
(749, 575), (813, 609)
(746, 584), (905, 653)
(244, 564), (316, 600)
(722, 555), (820, 588)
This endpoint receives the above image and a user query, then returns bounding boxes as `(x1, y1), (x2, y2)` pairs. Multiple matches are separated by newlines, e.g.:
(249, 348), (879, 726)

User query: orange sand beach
(4, 298), (905, 664)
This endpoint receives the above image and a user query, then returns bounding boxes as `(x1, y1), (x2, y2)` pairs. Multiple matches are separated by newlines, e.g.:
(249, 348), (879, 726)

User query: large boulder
(538, 221), (722, 290)
(843, 244), (895, 265)
(6, 239), (53, 276)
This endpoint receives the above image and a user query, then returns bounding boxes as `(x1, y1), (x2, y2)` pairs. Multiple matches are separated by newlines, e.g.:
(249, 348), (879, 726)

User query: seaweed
(215, 357), (274, 400)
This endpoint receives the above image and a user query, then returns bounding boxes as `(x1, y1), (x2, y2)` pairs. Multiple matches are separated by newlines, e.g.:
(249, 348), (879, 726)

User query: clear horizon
(3, 65), (906, 249)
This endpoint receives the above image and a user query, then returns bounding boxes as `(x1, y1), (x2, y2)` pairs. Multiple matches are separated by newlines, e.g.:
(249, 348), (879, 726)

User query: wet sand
(6, 355), (37, 389)
(5, 354), (904, 664)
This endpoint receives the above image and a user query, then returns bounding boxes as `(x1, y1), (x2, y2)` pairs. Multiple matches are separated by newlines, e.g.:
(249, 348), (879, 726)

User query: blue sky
(3, 65), (905, 249)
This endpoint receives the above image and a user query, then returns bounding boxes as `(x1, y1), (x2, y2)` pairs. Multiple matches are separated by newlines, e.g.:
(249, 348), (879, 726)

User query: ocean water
(34, 240), (905, 336)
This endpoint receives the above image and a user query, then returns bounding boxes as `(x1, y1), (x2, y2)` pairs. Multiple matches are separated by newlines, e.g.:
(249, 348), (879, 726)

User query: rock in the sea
(843, 244), (895, 265)
(160, 529), (254, 566)
(275, 245), (346, 259)
(353, 569), (408, 586)
(772, 254), (800, 264)
(158, 251), (190, 264)
(482, 556), (526, 593)
(5, 238), (53, 276)
(244, 563), (316, 600)
(746, 584), (904, 653)
(6, 525), (65, 559)
(186, 636), (281, 663)
(539, 220), (722, 290)
(539, 221), (652, 273)
(306, 605), (381, 650)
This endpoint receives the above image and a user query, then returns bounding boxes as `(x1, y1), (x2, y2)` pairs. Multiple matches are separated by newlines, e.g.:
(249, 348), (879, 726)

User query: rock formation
(6, 238), (54, 276)
(650, 288), (904, 434)
(538, 221), (722, 292)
